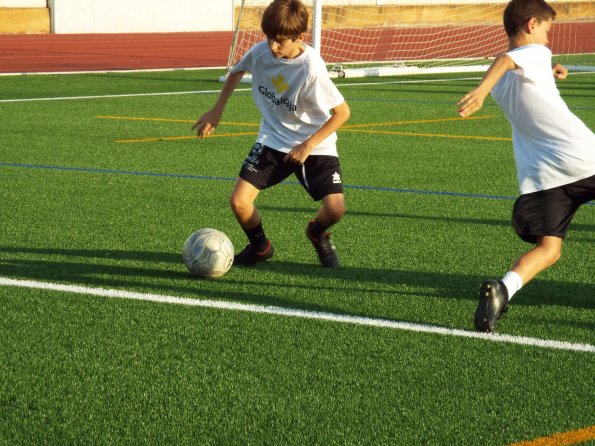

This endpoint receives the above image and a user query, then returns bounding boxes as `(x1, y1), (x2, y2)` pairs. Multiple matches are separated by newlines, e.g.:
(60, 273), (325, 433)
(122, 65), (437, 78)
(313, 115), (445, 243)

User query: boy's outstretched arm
(457, 54), (516, 117)
(192, 71), (245, 138)
(552, 63), (568, 80)
(284, 101), (351, 165)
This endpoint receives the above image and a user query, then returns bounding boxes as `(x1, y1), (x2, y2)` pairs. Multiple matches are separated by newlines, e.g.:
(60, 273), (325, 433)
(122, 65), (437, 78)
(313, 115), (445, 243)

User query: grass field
(0, 67), (594, 445)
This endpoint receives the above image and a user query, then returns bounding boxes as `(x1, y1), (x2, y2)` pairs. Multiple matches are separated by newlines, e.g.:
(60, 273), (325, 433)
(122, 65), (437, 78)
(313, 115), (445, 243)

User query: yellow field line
(116, 129), (508, 143)
(98, 115), (492, 129)
(101, 115), (506, 143)
(97, 115), (193, 123)
(215, 121), (260, 127)
(508, 425), (595, 446)
(341, 128), (511, 141)
(114, 132), (258, 143)
(97, 115), (260, 127)
(342, 115), (494, 129)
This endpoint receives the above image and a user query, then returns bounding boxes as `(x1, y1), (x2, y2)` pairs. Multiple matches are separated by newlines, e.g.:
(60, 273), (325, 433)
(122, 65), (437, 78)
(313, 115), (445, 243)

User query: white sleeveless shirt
(491, 44), (595, 194)
(231, 42), (345, 157)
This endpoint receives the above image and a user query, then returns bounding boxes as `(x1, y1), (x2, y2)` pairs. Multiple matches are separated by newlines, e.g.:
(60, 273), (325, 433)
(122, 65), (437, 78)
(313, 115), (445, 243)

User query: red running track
(0, 32), (233, 73)
(0, 23), (592, 74)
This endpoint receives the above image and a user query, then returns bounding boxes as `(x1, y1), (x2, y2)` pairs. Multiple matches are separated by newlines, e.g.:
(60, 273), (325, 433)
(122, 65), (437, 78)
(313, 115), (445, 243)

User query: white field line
(0, 89), (238, 103)
(0, 77), (478, 103)
(1, 277), (593, 354)
(2, 71), (593, 103)
(0, 66), (226, 77)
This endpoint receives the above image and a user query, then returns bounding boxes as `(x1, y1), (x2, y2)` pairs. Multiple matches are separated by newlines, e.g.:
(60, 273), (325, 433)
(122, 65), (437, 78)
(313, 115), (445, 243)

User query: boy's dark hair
(261, 0), (309, 40)
(503, 0), (556, 37)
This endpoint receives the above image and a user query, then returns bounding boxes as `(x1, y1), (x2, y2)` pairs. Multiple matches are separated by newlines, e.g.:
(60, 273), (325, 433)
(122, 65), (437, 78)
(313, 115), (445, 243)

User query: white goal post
(221, 0), (595, 80)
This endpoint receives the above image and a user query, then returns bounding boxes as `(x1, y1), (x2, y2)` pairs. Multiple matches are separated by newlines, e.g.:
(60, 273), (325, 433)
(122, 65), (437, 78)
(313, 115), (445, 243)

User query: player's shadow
(0, 246), (440, 316)
(262, 261), (594, 311)
(259, 204), (595, 233)
(0, 246), (592, 313)
(0, 247), (339, 314)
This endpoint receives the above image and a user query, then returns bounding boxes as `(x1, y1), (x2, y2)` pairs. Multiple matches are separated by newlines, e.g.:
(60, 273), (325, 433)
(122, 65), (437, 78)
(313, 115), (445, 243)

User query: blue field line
(341, 183), (516, 201)
(2, 161), (594, 205)
(0, 161), (234, 183)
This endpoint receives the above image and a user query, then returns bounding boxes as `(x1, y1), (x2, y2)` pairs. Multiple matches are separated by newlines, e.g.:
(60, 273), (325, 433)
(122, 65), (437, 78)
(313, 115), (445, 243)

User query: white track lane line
(1, 277), (593, 354)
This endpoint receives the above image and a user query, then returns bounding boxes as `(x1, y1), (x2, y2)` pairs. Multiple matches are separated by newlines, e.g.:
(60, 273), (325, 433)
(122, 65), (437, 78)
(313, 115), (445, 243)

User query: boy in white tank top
(457, 0), (595, 333)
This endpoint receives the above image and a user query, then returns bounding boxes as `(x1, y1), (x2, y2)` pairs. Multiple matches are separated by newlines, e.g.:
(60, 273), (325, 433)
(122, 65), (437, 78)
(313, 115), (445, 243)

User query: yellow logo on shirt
(272, 74), (288, 93)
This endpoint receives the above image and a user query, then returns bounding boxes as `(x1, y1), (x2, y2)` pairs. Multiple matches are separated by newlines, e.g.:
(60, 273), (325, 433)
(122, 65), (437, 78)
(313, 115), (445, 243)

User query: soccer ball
(182, 228), (234, 278)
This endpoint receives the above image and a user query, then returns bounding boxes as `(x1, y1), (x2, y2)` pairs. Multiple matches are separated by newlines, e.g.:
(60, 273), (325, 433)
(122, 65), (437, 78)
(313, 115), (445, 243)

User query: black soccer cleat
(474, 279), (509, 333)
(233, 240), (274, 266)
(306, 220), (340, 268)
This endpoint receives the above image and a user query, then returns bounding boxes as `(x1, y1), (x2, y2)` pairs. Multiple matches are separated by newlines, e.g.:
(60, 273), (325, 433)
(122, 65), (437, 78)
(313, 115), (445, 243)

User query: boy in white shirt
(193, 0), (350, 268)
(457, 0), (595, 332)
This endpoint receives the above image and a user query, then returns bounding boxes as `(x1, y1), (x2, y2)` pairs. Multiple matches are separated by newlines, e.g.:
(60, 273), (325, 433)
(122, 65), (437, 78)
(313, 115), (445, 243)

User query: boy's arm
(283, 101), (351, 165)
(552, 63), (568, 80)
(457, 54), (516, 117)
(192, 71), (245, 138)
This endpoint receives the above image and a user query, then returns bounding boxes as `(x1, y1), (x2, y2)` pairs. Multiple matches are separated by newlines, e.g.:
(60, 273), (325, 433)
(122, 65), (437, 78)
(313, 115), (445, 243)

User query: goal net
(222, 0), (595, 79)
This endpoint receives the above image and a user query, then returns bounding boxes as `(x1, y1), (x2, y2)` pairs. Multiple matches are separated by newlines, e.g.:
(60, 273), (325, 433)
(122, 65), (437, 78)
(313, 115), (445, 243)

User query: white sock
(501, 271), (523, 301)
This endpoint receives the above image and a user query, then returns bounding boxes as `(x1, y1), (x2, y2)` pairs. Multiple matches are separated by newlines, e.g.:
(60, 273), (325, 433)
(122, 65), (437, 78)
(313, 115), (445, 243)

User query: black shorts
(239, 143), (344, 201)
(512, 174), (595, 244)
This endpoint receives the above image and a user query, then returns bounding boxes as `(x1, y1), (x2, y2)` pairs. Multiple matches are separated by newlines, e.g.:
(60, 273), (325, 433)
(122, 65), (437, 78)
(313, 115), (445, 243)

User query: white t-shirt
(490, 44), (595, 194)
(230, 42), (345, 157)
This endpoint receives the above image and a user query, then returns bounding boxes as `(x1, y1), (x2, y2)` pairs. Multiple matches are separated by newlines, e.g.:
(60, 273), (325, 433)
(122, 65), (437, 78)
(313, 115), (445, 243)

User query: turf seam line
(4, 161), (595, 205)
(1, 277), (593, 354)
(0, 161), (520, 201)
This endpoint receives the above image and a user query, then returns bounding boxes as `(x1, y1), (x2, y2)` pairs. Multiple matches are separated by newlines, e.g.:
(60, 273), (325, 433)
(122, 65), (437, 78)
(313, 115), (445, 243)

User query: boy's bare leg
(230, 178), (273, 264)
(316, 193), (345, 227)
(307, 193), (345, 268)
(501, 235), (563, 301)
(230, 178), (262, 228)
(509, 235), (562, 285)
(475, 235), (563, 332)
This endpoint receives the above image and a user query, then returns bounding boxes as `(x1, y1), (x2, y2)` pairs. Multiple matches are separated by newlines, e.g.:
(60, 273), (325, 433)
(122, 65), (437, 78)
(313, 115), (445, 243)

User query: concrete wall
(0, 0), (49, 34)
(0, 0), (45, 6)
(237, 0), (594, 29)
(2, 0), (591, 34)
(47, 0), (233, 33)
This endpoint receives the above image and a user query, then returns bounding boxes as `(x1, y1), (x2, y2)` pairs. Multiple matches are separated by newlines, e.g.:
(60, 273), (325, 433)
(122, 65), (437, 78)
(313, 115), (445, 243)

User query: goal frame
(220, 0), (595, 82)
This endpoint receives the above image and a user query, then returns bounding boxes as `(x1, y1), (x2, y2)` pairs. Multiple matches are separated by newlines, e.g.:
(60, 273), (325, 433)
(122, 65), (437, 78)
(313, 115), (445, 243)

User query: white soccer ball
(182, 228), (234, 278)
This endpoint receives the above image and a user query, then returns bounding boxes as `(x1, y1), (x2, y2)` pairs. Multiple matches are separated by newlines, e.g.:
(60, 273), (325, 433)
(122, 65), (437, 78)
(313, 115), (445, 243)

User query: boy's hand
(457, 88), (488, 118)
(192, 109), (221, 138)
(552, 63), (568, 80)
(283, 142), (312, 165)
(457, 54), (514, 118)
